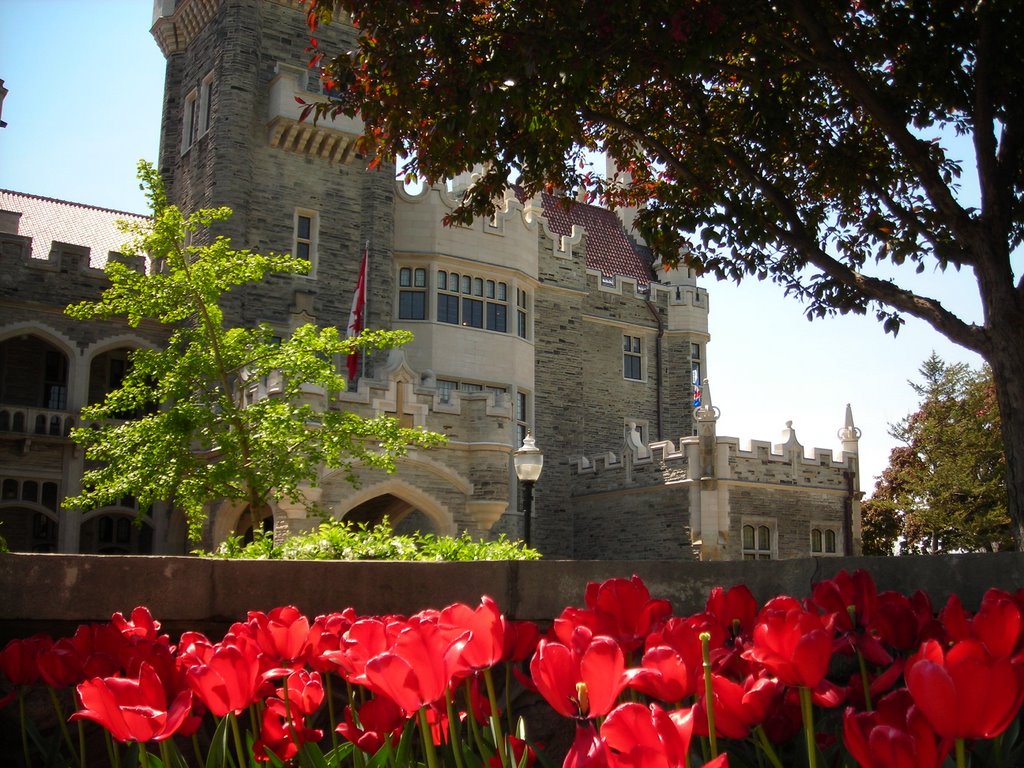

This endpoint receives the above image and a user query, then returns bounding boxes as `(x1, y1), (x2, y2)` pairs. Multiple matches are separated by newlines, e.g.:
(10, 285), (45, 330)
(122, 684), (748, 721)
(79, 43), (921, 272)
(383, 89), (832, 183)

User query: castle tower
(151, 0), (393, 337)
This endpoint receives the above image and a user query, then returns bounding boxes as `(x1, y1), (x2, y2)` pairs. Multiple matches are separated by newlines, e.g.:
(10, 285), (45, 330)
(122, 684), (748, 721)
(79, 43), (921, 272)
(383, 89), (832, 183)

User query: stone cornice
(150, 0), (220, 57)
(267, 116), (360, 163)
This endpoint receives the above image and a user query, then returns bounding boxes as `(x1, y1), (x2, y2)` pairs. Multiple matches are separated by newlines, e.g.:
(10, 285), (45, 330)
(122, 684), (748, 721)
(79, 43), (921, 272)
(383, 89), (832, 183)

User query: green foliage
(64, 161), (445, 540)
(862, 353), (1011, 555)
(199, 517), (541, 561)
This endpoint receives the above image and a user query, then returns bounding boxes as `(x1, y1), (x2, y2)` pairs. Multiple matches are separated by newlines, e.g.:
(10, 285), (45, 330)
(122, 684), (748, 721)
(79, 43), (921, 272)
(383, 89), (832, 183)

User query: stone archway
(334, 478), (456, 536)
(343, 492), (438, 535)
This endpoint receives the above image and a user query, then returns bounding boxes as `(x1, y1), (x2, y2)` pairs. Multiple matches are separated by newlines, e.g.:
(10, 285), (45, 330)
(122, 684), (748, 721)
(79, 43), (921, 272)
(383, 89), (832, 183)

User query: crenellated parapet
(570, 390), (863, 561)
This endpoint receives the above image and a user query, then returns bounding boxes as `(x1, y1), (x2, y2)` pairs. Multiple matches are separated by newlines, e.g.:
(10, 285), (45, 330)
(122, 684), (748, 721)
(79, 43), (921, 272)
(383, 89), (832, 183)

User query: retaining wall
(2, 551), (1022, 644)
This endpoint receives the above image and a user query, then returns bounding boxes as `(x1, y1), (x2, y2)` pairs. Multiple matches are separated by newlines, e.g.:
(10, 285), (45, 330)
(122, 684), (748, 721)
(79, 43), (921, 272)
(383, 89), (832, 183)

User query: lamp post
(513, 431), (544, 546)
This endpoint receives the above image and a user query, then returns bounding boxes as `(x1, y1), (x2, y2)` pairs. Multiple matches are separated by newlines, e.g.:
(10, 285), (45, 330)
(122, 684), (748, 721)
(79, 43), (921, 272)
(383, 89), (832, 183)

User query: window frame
(181, 87), (199, 153)
(198, 71), (214, 137)
(398, 267), (427, 320)
(623, 335), (643, 381)
(292, 209), (319, 276)
(741, 520), (776, 560)
(810, 525), (841, 556)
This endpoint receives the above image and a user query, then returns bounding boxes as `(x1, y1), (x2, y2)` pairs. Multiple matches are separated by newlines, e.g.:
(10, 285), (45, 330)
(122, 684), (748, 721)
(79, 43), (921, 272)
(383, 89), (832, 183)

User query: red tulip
(248, 605), (310, 667)
(746, 606), (834, 689)
(600, 702), (693, 768)
(306, 608), (357, 672)
(530, 626), (627, 720)
(38, 636), (88, 689)
(625, 645), (697, 703)
(970, 589), (1023, 658)
(564, 722), (610, 768)
(71, 662), (193, 743)
(906, 638), (1024, 740)
(328, 617), (403, 686)
(812, 570), (892, 666)
(843, 689), (948, 768)
(275, 668), (323, 718)
(364, 619), (469, 716)
(705, 584), (758, 638)
(186, 640), (263, 717)
(253, 697), (323, 762)
(556, 576), (672, 652)
(111, 606), (162, 642)
(439, 596), (504, 672)
(336, 695), (405, 753)
(0, 635), (52, 686)
(502, 618), (541, 663)
(693, 673), (781, 740)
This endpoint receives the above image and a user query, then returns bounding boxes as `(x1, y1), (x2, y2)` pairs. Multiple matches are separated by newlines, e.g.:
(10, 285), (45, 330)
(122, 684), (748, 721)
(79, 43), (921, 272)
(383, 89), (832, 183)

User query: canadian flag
(346, 246), (368, 381)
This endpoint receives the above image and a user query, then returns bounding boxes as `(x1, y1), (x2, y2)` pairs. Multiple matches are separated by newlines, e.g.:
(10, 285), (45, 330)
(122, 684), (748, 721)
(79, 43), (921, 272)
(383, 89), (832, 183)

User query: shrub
(198, 518), (541, 561)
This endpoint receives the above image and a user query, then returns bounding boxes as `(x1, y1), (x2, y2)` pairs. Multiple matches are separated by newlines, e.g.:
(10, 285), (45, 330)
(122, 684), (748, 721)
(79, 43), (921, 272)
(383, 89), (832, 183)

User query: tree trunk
(985, 320), (1024, 550)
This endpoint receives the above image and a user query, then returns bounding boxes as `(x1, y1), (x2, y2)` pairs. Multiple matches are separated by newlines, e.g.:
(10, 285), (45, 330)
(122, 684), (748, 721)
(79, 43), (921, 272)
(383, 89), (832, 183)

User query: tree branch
(786, 1), (977, 246)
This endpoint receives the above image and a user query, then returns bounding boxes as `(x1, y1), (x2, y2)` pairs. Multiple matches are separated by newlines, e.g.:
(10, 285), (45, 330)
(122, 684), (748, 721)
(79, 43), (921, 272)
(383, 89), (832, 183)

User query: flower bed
(1, 570), (1022, 767)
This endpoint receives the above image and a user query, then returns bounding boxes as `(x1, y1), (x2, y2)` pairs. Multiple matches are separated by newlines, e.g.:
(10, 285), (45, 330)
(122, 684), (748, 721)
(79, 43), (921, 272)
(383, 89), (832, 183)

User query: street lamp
(513, 431), (544, 546)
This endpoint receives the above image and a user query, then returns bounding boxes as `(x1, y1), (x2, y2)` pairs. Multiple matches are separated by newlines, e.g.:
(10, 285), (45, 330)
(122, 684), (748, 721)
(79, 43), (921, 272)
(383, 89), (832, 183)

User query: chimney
(0, 210), (21, 235)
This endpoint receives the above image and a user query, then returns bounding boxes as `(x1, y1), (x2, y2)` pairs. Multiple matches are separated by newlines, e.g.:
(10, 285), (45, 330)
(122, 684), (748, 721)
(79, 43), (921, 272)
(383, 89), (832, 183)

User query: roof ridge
(0, 189), (149, 219)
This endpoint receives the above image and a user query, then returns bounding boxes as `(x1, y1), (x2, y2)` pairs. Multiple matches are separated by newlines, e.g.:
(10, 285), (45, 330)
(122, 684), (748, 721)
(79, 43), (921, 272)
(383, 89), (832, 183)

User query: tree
(302, 0), (1024, 546)
(861, 353), (1011, 554)
(65, 162), (443, 541)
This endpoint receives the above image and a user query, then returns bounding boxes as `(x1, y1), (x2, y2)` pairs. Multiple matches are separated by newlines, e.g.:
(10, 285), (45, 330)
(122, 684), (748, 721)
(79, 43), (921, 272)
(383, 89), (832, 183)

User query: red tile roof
(540, 193), (652, 285)
(0, 190), (148, 268)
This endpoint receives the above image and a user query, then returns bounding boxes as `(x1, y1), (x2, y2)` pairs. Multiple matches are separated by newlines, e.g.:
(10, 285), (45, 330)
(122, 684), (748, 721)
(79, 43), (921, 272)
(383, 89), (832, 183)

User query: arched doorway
(235, 505), (274, 544)
(80, 499), (154, 554)
(343, 493), (439, 535)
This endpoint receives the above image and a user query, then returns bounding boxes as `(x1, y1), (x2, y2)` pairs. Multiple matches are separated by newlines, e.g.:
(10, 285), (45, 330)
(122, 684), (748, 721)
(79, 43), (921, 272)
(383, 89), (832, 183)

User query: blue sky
(1, 2), (1000, 497)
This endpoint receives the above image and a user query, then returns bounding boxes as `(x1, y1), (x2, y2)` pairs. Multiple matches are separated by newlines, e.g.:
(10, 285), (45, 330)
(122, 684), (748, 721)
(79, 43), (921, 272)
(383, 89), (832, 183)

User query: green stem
(47, 687), (78, 763)
(78, 720), (88, 768)
(464, 678), (487, 756)
(484, 668), (510, 768)
(753, 725), (785, 768)
(18, 689), (32, 768)
(445, 686), (467, 768)
(229, 713), (249, 768)
(799, 686), (817, 768)
(699, 632), (718, 758)
(138, 742), (149, 768)
(326, 673), (339, 753)
(855, 649), (872, 712)
(417, 707), (441, 768)
(504, 664), (515, 736)
(105, 729), (120, 768)
(956, 737), (966, 768)
(158, 740), (173, 768)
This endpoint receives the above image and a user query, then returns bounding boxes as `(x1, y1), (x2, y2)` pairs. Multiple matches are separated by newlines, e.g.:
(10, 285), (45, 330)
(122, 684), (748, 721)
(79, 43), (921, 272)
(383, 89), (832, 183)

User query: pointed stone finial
(694, 378), (720, 423)
(838, 403), (862, 454)
(774, 420), (803, 453)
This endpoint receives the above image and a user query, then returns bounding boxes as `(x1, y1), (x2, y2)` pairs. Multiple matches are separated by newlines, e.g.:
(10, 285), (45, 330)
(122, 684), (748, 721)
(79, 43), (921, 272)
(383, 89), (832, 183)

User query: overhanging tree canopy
(304, 0), (1024, 546)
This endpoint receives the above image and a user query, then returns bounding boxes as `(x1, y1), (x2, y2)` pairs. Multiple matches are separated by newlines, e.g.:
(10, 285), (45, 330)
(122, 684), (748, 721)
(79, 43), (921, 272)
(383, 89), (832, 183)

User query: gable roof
(0, 190), (148, 268)
(540, 193), (653, 286)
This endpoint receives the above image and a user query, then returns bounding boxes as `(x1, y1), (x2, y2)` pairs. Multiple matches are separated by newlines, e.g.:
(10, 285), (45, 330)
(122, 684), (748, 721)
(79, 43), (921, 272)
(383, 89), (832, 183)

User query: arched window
(742, 523), (773, 560)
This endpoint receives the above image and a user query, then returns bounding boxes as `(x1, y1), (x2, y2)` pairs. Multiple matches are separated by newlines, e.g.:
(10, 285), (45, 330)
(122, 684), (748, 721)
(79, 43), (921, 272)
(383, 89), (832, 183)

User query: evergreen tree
(64, 162), (443, 541)
(862, 354), (1010, 554)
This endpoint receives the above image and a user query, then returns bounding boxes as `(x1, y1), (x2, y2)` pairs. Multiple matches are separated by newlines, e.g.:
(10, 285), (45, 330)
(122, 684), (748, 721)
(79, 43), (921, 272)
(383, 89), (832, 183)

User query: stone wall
(1, 551), (1021, 644)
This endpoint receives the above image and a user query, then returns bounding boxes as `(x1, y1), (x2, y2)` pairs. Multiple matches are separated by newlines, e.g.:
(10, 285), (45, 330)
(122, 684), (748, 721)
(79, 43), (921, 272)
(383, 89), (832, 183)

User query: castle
(0, 0), (862, 560)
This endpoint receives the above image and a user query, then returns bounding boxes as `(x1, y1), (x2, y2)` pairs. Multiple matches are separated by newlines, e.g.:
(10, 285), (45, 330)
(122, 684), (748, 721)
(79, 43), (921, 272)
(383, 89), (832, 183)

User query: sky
(0, 2), (1004, 498)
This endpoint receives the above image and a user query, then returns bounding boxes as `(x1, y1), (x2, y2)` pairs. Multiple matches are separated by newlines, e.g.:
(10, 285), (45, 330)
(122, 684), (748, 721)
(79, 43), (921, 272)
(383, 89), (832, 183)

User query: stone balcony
(0, 404), (76, 440)
(267, 64), (364, 164)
